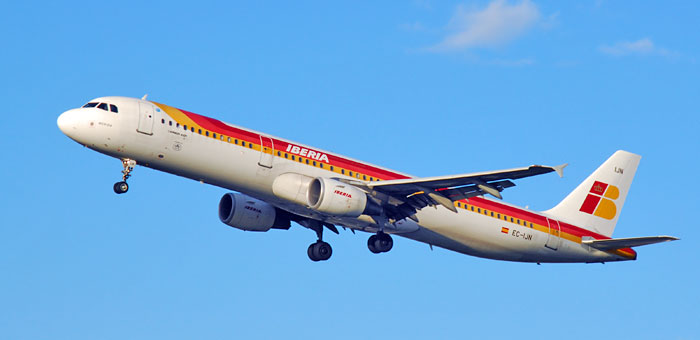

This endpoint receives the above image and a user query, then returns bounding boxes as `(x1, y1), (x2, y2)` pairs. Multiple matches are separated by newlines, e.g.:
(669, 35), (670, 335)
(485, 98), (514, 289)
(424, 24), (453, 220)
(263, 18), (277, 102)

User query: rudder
(544, 150), (641, 237)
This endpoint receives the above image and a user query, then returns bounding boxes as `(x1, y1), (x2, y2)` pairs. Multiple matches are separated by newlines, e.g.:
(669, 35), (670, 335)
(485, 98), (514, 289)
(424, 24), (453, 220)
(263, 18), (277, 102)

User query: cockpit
(82, 102), (119, 113)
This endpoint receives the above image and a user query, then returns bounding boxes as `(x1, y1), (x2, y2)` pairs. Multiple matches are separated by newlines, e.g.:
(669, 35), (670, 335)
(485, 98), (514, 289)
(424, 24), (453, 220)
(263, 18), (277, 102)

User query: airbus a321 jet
(57, 96), (677, 263)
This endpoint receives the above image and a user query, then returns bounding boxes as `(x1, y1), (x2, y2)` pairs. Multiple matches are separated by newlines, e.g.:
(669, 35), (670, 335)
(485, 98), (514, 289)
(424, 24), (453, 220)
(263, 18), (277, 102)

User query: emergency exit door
(137, 102), (154, 135)
(258, 136), (274, 168)
(545, 218), (561, 250)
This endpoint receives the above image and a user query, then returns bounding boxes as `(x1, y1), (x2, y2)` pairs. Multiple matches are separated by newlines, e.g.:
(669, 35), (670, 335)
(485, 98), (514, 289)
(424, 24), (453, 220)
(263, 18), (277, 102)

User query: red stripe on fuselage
(178, 109), (410, 180)
(174, 107), (631, 253)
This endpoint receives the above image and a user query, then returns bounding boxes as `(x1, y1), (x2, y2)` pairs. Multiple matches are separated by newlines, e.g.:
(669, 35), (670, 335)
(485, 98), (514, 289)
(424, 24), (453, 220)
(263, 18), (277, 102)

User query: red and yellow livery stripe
(153, 102), (637, 260)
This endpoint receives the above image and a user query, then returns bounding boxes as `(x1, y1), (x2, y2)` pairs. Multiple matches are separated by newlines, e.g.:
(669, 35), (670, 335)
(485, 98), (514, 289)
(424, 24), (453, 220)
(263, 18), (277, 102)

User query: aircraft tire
(113, 181), (129, 194)
(307, 243), (319, 262)
(367, 235), (381, 254)
(308, 241), (332, 261)
(376, 233), (393, 253)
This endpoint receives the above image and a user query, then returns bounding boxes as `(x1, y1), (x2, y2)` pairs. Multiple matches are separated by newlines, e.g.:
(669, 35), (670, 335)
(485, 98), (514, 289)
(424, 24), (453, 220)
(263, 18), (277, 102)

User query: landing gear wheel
(367, 235), (381, 254)
(113, 181), (129, 194)
(368, 233), (393, 253)
(376, 232), (393, 253)
(307, 244), (319, 262)
(307, 241), (332, 261)
(114, 159), (136, 194)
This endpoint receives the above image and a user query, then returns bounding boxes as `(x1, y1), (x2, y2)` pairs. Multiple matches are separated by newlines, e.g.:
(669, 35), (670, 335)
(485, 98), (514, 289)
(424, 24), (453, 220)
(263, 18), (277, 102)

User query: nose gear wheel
(113, 159), (136, 194)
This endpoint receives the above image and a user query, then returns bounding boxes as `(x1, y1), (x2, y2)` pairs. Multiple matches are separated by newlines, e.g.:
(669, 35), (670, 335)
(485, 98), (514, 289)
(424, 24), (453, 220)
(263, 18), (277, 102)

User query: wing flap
(359, 164), (563, 222)
(582, 236), (679, 251)
(368, 165), (561, 194)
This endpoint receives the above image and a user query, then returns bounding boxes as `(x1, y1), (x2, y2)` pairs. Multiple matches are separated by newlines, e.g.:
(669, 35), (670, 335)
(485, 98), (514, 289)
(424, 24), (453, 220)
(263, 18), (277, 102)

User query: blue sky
(1, 1), (698, 339)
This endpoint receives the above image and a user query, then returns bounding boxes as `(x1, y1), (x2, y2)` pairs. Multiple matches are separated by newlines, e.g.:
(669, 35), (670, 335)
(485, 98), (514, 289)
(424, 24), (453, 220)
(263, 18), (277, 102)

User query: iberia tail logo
(579, 181), (619, 220)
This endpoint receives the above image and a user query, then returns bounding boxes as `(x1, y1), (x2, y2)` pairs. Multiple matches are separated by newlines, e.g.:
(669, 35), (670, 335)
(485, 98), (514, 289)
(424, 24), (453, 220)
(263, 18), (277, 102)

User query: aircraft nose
(57, 109), (81, 137)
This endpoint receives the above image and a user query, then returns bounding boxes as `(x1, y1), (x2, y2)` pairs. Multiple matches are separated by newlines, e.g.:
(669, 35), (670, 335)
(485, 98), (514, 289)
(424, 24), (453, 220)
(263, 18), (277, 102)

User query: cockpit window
(97, 103), (108, 111)
(110, 104), (118, 113)
(82, 102), (98, 108)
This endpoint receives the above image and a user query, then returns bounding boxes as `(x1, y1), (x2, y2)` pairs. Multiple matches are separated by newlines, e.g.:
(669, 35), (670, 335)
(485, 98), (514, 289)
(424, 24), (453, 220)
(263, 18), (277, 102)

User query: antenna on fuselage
(141, 94), (148, 100)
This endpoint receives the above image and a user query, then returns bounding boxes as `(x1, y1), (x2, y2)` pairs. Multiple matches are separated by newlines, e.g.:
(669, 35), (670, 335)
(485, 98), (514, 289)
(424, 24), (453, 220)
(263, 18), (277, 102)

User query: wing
(582, 236), (679, 251)
(355, 163), (567, 222)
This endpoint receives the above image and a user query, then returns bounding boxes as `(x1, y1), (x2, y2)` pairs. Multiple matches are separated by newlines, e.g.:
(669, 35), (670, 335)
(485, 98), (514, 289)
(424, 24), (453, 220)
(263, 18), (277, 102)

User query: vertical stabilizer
(544, 150), (641, 237)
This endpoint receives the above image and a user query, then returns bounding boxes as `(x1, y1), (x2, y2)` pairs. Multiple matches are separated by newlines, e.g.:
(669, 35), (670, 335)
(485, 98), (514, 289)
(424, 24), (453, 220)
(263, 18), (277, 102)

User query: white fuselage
(57, 96), (635, 263)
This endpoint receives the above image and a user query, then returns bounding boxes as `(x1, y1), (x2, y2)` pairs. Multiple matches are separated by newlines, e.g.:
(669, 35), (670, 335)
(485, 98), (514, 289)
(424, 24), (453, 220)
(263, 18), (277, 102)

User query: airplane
(57, 96), (678, 263)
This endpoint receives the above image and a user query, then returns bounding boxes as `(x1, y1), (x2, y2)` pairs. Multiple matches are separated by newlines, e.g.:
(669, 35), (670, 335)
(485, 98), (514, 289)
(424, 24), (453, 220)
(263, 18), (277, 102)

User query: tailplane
(544, 150), (641, 237)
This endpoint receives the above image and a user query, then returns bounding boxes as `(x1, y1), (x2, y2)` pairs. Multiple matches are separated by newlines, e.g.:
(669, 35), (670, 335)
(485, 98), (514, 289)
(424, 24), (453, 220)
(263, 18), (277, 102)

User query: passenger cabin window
(83, 102), (98, 108)
(110, 104), (118, 113)
(97, 103), (108, 111)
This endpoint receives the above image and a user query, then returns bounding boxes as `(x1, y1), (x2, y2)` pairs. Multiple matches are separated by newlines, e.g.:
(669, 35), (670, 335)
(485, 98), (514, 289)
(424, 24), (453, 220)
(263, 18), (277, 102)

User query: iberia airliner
(57, 96), (677, 262)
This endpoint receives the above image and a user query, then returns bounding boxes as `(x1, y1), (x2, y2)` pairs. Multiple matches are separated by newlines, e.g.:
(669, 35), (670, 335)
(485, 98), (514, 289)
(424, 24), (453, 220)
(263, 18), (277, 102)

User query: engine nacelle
(218, 193), (277, 232)
(272, 173), (314, 206)
(306, 177), (381, 217)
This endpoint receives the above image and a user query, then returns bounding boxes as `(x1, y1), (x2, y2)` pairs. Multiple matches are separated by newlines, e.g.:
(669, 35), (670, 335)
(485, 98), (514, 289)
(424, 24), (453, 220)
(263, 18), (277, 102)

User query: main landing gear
(113, 159), (136, 194)
(308, 241), (332, 262)
(367, 232), (393, 254)
(301, 220), (333, 262)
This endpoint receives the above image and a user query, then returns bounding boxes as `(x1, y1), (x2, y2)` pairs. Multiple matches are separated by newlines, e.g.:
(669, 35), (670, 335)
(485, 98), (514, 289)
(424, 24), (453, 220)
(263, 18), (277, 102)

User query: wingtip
(553, 163), (568, 178)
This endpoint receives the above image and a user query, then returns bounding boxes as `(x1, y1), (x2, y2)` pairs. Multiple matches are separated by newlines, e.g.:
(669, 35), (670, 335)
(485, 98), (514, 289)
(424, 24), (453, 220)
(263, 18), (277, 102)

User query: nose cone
(57, 109), (81, 139)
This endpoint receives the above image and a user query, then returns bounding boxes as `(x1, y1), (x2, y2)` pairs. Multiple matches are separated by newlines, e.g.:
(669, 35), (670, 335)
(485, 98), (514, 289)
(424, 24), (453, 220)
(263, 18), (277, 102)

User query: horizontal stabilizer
(582, 236), (679, 251)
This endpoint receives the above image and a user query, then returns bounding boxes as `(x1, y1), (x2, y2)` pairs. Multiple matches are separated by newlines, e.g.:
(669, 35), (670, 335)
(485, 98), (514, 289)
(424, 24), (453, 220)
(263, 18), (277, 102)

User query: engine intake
(218, 193), (278, 232)
(307, 177), (381, 217)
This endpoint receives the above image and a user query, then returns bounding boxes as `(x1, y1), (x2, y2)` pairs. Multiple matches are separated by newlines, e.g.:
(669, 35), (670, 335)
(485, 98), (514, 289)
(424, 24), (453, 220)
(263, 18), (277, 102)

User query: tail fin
(544, 150), (641, 237)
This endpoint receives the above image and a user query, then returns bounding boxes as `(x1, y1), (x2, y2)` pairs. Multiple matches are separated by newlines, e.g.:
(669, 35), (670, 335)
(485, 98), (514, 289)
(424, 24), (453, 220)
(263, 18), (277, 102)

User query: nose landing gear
(113, 181), (129, 194)
(113, 159), (136, 194)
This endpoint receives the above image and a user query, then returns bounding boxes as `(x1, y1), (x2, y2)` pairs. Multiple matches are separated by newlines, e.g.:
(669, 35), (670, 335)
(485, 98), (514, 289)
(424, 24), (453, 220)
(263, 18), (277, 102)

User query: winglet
(553, 163), (568, 178)
(141, 94), (149, 100)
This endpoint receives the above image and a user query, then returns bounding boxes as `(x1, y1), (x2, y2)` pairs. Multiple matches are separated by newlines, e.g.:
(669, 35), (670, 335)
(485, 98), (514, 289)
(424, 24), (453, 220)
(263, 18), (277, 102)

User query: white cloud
(598, 38), (678, 58)
(429, 0), (541, 52)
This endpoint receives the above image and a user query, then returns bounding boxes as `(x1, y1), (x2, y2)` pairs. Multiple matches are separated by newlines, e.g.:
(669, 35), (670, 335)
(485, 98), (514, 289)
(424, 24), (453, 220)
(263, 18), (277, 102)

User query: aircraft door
(137, 102), (154, 135)
(545, 218), (561, 250)
(258, 136), (274, 168)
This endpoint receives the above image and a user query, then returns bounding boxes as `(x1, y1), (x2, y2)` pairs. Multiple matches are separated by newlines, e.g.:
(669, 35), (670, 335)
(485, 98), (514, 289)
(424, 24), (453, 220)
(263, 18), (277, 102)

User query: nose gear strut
(113, 159), (136, 194)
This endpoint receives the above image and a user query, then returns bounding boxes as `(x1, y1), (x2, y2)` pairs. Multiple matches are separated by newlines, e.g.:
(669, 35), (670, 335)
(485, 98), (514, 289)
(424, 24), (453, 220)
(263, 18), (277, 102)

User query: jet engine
(306, 177), (381, 217)
(218, 192), (279, 232)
